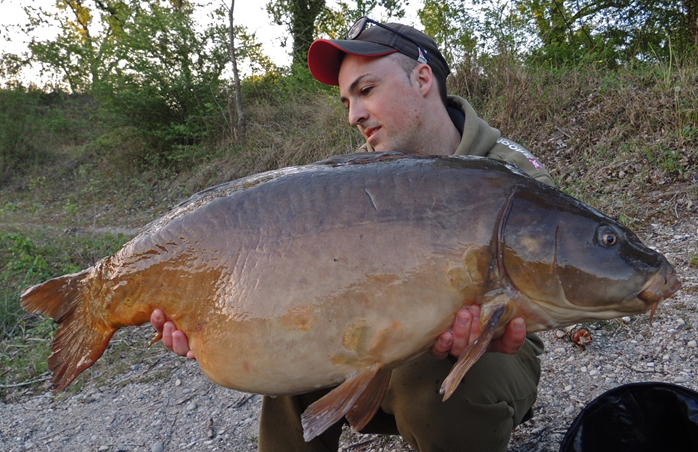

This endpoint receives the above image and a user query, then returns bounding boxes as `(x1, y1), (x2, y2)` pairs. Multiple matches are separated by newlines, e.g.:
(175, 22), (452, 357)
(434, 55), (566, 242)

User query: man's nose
(348, 102), (367, 126)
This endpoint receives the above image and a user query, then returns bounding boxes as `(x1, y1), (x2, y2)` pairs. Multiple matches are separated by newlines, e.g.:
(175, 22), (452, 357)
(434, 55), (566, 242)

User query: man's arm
(489, 138), (554, 186)
(150, 307), (526, 360)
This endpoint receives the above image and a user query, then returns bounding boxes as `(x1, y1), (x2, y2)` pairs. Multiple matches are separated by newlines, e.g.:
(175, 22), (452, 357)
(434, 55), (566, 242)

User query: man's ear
(414, 63), (434, 97)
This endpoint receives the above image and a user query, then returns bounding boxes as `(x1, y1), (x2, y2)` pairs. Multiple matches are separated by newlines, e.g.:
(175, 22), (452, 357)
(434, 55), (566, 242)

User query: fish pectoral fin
(345, 368), (392, 432)
(439, 304), (506, 401)
(301, 363), (382, 442)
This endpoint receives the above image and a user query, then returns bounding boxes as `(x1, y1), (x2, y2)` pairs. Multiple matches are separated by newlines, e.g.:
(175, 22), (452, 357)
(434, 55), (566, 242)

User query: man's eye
(360, 86), (373, 95)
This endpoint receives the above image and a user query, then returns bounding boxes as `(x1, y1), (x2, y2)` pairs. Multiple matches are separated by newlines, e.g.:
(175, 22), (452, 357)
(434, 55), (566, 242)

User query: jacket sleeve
(487, 138), (554, 187)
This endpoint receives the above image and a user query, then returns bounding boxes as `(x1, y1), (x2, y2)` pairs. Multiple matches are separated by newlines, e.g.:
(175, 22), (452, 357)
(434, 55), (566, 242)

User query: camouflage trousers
(258, 335), (543, 452)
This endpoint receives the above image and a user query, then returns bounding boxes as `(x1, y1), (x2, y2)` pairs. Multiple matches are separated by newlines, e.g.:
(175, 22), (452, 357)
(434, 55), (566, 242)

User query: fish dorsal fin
(301, 363), (381, 442)
(345, 368), (392, 432)
(439, 304), (506, 401)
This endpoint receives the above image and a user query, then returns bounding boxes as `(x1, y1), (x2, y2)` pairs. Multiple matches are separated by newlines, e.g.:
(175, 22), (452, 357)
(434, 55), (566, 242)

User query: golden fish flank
(20, 153), (681, 442)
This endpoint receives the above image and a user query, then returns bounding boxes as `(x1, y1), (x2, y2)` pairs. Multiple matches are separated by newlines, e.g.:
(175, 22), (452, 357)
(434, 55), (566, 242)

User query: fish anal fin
(440, 304), (507, 401)
(345, 368), (392, 432)
(301, 363), (381, 442)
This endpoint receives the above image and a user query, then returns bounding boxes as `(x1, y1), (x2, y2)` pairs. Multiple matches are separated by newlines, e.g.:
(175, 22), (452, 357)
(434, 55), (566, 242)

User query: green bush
(0, 88), (52, 178)
(0, 88), (100, 181)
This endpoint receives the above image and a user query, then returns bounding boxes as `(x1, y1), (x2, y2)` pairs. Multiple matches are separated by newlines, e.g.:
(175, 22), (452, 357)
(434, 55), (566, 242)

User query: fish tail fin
(21, 270), (117, 393)
(440, 304), (506, 401)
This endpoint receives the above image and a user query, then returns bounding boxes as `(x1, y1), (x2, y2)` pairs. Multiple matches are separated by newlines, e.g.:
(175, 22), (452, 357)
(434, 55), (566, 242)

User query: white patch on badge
(497, 138), (543, 169)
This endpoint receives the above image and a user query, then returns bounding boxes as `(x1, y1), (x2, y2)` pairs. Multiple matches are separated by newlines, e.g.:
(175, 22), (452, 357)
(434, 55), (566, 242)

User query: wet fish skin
(20, 152), (681, 441)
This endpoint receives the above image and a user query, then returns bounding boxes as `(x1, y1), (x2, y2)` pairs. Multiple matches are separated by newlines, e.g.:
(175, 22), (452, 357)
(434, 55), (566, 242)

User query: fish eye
(597, 226), (618, 247)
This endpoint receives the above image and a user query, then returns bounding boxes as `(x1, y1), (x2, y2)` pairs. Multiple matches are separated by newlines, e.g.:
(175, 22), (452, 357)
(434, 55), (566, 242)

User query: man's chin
(371, 142), (397, 154)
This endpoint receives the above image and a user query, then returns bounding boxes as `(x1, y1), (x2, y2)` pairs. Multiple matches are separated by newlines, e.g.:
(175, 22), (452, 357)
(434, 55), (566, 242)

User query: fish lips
(638, 262), (681, 304)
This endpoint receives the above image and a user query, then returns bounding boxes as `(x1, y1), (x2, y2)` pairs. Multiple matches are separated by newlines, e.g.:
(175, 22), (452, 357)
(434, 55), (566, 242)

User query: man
(152, 18), (552, 452)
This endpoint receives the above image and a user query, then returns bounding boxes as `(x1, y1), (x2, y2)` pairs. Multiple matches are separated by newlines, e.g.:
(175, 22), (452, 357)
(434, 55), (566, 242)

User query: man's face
(338, 54), (426, 154)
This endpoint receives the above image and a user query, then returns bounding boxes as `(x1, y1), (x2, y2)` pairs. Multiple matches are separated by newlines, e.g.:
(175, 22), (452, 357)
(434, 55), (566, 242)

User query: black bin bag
(560, 382), (698, 452)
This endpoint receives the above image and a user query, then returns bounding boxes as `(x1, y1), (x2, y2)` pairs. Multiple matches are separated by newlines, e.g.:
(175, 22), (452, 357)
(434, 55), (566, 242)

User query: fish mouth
(637, 264), (682, 323)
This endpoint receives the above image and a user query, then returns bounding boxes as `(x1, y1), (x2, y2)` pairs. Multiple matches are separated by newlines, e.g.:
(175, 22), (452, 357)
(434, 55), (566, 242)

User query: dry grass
(449, 55), (698, 224)
(171, 90), (362, 197)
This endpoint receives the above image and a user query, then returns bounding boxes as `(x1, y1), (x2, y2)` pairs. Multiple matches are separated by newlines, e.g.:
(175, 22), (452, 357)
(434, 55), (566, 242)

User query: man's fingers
(504, 317), (526, 352)
(488, 317), (526, 354)
(450, 308), (473, 357)
(466, 305), (481, 344)
(172, 330), (191, 357)
(162, 321), (175, 350)
(433, 306), (527, 359)
(432, 331), (453, 360)
(150, 308), (165, 332)
(151, 311), (196, 359)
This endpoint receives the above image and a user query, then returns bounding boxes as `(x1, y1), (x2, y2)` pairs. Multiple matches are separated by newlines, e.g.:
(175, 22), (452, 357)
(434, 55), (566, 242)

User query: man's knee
(258, 392), (344, 452)
(380, 344), (540, 451)
(395, 397), (514, 452)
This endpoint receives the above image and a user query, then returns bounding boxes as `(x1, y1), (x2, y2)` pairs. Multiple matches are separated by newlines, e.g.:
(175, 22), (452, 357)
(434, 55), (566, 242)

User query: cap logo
(417, 48), (428, 64)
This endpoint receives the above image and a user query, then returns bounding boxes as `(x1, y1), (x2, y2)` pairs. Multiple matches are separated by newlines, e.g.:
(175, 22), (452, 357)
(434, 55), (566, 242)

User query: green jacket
(359, 95), (554, 187)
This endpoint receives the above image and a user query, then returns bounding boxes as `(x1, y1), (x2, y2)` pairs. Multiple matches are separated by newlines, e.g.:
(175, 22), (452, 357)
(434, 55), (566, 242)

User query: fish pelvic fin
(440, 304), (506, 401)
(20, 270), (116, 394)
(301, 363), (382, 442)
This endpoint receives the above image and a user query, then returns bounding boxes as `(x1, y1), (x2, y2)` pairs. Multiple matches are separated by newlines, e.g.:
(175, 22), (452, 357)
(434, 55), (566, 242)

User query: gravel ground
(1, 218), (696, 452)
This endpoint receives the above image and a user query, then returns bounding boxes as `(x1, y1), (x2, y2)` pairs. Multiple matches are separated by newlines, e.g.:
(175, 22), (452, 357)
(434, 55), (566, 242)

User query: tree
(317, 0), (406, 39)
(94, 1), (233, 164)
(688, 0), (698, 46)
(418, 0), (477, 68)
(20, 0), (131, 92)
(517, 0), (696, 63)
(268, 0), (326, 67)
(228, 0), (245, 141)
(268, 0), (407, 66)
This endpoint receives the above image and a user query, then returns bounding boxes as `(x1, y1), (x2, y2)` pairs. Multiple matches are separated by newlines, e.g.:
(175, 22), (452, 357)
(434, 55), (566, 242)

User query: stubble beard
(371, 126), (431, 155)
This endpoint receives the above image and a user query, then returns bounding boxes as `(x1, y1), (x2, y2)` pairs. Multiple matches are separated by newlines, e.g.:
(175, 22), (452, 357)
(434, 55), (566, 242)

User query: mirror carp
(21, 153), (681, 441)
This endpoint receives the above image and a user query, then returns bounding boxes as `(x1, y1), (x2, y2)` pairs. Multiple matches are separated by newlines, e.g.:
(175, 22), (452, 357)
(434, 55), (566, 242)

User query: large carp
(21, 153), (680, 441)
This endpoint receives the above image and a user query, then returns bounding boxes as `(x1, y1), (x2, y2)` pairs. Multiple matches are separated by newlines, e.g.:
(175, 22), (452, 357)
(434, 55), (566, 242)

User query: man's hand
(150, 309), (196, 360)
(431, 304), (526, 360)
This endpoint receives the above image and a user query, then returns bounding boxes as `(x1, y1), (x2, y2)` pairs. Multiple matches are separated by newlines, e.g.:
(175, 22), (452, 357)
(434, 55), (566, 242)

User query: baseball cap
(307, 17), (450, 87)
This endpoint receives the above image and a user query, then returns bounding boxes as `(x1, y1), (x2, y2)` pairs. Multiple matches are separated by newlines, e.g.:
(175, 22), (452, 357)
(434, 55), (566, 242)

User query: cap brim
(307, 39), (397, 86)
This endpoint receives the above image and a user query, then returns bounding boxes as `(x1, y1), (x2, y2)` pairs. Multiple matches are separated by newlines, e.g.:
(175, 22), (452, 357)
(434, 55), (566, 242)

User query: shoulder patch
(497, 138), (543, 169)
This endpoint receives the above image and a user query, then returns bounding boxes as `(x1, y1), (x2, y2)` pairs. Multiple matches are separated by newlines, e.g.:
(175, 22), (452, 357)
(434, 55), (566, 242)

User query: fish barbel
(21, 152), (681, 441)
